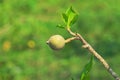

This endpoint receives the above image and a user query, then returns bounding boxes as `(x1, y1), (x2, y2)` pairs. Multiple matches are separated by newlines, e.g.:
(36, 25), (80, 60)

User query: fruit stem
(65, 37), (79, 43)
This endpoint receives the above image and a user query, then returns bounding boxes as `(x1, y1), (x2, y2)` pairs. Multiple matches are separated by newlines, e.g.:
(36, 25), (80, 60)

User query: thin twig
(67, 28), (120, 80)
(65, 37), (79, 43)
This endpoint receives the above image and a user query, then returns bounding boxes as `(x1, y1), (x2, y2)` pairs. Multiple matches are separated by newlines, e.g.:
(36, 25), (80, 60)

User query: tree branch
(67, 28), (120, 80)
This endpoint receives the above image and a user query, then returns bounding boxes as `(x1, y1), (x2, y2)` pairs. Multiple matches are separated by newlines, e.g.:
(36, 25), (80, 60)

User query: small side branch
(65, 37), (79, 43)
(67, 28), (120, 80)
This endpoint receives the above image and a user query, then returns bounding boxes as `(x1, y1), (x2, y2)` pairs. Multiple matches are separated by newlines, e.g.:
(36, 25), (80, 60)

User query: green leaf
(66, 6), (76, 16)
(65, 6), (78, 27)
(70, 14), (78, 26)
(56, 24), (65, 29)
(62, 13), (68, 24)
(80, 55), (94, 80)
(58, 6), (78, 29)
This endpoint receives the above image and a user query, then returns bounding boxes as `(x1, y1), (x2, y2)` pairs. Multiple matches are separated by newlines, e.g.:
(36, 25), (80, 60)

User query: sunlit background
(0, 0), (120, 80)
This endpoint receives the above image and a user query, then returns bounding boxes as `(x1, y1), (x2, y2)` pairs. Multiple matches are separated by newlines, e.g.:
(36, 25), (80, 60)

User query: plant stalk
(67, 28), (120, 80)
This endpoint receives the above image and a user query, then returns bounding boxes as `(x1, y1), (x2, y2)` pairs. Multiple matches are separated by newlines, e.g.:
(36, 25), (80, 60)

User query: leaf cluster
(57, 7), (78, 29)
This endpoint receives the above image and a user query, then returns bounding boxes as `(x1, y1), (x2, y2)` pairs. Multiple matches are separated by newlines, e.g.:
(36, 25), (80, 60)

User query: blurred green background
(0, 0), (120, 80)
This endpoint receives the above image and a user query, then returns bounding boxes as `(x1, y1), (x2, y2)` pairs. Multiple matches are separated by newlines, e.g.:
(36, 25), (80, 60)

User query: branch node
(82, 44), (89, 48)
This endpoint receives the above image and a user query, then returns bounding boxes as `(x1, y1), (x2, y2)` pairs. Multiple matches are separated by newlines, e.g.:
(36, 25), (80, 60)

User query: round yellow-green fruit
(47, 35), (65, 50)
